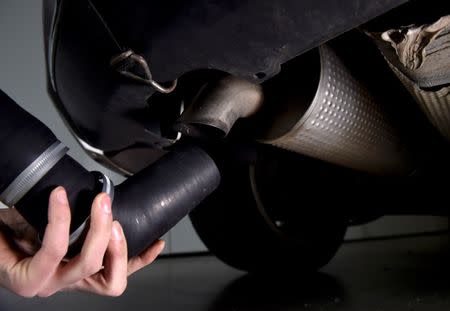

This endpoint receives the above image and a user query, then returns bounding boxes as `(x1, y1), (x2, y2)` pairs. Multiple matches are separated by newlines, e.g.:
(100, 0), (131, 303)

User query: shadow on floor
(1, 234), (450, 311)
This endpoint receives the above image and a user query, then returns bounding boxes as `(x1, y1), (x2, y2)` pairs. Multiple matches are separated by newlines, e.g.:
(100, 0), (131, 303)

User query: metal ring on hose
(0, 141), (68, 208)
(68, 171), (115, 245)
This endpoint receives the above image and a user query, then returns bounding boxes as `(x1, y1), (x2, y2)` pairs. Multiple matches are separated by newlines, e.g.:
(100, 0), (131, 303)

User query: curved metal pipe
(174, 76), (263, 138)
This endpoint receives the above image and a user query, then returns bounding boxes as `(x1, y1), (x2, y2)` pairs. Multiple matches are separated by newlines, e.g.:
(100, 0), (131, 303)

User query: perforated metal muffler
(259, 45), (412, 175)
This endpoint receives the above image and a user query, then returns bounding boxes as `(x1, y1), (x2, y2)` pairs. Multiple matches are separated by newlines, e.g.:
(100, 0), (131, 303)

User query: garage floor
(1, 233), (450, 311)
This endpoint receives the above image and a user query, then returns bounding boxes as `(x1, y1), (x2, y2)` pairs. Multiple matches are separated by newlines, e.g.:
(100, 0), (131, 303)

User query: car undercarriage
(1, 0), (449, 272)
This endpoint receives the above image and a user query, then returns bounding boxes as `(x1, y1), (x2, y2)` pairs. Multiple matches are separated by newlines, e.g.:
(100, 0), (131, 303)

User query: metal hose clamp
(0, 141), (68, 208)
(68, 171), (115, 245)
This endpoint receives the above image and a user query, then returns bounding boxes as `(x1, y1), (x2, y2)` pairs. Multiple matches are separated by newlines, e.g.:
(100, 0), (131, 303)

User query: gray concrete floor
(1, 233), (450, 311)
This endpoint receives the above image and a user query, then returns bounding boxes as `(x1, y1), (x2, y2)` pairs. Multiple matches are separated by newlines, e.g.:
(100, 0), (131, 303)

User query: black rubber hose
(15, 155), (99, 243)
(113, 146), (220, 257)
(0, 90), (58, 195)
(0, 90), (99, 245)
(0, 90), (221, 257)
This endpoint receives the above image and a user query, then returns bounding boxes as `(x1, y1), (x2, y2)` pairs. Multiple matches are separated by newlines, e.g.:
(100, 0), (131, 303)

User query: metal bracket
(111, 49), (177, 94)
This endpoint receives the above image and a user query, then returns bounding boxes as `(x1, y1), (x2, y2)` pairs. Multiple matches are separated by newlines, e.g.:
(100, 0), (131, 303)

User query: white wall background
(0, 0), (447, 254)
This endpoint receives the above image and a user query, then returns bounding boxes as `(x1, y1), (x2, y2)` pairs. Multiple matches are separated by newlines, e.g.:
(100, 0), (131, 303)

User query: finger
(127, 240), (165, 276)
(13, 187), (71, 297)
(49, 193), (112, 289)
(72, 221), (128, 296)
(97, 221), (129, 296)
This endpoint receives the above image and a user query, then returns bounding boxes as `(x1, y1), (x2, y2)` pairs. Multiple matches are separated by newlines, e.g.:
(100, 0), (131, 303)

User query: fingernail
(56, 188), (68, 205)
(112, 222), (123, 241)
(101, 195), (111, 214)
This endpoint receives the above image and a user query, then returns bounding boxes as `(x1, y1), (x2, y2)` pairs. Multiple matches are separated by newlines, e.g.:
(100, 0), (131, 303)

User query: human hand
(0, 187), (165, 297)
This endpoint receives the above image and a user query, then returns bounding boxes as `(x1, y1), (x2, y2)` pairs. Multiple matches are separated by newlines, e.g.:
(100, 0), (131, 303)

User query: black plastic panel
(46, 0), (408, 157)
